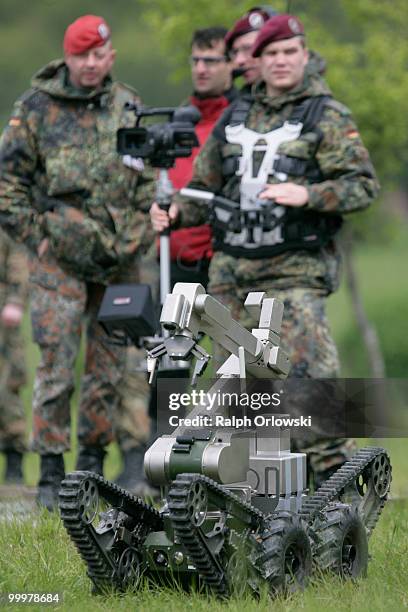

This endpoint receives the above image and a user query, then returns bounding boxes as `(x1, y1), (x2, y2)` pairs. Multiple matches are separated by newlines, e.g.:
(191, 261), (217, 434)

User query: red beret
(225, 7), (278, 50)
(252, 14), (304, 57)
(63, 15), (111, 55)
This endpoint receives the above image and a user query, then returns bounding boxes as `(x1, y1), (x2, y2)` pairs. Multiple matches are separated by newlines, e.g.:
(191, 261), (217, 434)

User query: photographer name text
(168, 414), (312, 429)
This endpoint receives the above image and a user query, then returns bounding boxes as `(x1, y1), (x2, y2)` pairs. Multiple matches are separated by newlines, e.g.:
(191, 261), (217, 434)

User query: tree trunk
(341, 232), (386, 378)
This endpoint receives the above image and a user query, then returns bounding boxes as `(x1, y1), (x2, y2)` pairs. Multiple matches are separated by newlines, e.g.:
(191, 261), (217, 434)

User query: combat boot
(37, 454), (65, 512)
(115, 446), (160, 500)
(4, 450), (24, 484)
(76, 446), (106, 475)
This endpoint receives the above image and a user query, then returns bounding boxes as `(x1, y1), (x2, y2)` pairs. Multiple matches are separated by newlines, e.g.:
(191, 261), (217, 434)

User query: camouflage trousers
(0, 325), (27, 452)
(208, 252), (356, 479)
(115, 347), (151, 452)
(29, 255), (149, 455)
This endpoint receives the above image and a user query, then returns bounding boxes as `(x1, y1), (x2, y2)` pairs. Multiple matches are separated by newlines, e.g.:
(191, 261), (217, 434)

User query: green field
(0, 500), (407, 612)
(0, 236), (407, 610)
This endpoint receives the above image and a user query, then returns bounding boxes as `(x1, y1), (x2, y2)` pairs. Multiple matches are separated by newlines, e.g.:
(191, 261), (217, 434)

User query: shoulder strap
(212, 94), (331, 143)
(288, 95), (331, 133)
(212, 94), (253, 142)
(228, 94), (253, 126)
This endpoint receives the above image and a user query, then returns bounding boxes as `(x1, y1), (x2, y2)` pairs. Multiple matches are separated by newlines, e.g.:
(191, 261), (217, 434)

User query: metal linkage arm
(155, 283), (290, 380)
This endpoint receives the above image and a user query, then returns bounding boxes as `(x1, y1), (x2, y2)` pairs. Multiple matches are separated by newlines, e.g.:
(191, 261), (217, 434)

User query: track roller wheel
(259, 511), (312, 594)
(313, 503), (368, 579)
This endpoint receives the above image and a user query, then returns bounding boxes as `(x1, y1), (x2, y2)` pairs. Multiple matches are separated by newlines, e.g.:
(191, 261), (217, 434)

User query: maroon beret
(225, 6), (278, 50)
(63, 15), (111, 55)
(252, 14), (304, 57)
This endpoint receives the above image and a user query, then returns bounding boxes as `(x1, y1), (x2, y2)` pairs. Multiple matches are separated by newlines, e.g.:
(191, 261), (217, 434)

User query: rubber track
(167, 473), (265, 598)
(299, 447), (391, 535)
(59, 471), (163, 587)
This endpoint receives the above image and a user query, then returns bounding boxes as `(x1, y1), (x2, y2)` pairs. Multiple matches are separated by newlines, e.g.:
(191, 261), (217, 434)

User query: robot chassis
(59, 283), (391, 597)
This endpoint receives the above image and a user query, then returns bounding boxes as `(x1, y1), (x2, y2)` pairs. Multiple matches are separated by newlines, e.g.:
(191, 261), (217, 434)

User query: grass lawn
(0, 500), (406, 612)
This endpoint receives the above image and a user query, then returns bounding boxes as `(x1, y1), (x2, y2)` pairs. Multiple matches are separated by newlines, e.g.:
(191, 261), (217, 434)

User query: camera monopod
(156, 169), (173, 306)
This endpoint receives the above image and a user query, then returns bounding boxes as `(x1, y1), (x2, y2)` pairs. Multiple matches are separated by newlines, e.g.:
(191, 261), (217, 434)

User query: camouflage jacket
(0, 230), (28, 309)
(0, 60), (155, 283)
(177, 73), (380, 293)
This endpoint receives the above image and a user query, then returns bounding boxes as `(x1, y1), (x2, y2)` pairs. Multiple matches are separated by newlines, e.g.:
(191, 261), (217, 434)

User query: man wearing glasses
(166, 27), (237, 289)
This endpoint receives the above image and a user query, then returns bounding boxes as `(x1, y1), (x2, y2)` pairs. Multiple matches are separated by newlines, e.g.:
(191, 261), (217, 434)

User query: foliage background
(0, 3), (407, 607)
(1, 0), (408, 184)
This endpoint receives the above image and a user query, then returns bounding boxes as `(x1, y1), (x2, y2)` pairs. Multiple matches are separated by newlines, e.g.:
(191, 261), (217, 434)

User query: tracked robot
(59, 282), (391, 596)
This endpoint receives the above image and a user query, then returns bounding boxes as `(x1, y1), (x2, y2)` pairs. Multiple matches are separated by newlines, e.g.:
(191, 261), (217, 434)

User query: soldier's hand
(1, 303), (24, 327)
(260, 183), (309, 207)
(38, 237), (49, 259)
(150, 201), (179, 233)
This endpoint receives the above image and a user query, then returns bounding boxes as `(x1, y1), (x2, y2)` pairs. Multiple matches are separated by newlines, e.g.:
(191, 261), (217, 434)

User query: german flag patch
(9, 118), (21, 127)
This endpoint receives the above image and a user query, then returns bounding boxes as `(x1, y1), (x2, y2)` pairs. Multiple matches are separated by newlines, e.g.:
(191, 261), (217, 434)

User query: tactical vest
(211, 94), (342, 258)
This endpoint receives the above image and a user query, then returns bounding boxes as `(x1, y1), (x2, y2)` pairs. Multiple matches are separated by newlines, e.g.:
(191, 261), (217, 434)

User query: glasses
(189, 55), (227, 67)
(229, 44), (254, 59)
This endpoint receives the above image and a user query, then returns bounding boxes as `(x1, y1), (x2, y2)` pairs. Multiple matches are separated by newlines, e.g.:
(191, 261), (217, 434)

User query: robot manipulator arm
(148, 282), (290, 381)
(146, 333), (210, 386)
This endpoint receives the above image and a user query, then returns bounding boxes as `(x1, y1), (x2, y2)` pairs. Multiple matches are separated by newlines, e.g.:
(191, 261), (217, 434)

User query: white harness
(224, 121), (303, 248)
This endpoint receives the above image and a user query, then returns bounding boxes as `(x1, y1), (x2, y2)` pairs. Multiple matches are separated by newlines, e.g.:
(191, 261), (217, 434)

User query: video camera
(117, 104), (201, 169)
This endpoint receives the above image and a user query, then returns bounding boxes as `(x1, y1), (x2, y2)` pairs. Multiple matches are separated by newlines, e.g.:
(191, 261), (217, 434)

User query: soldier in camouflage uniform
(151, 14), (380, 486)
(0, 15), (154, 509)
(226, 6), (278, 91)
(225, 7), (326, 92)
(0, 231), (28, 483)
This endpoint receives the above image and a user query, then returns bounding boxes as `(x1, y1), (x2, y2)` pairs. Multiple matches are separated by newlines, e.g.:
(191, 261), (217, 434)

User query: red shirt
(167, 94), (231, 263)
